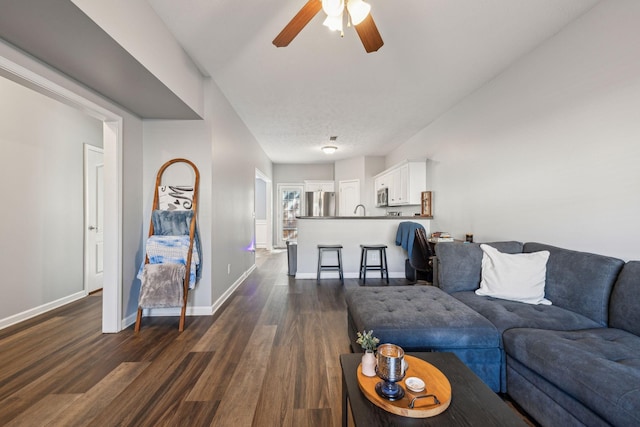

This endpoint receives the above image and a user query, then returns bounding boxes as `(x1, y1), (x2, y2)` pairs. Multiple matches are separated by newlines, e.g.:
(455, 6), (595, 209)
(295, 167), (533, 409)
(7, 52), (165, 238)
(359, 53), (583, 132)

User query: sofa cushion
(476, 244), (551, 305)
(453, 291), (601, 334)
(609, 261), (640, 336)
(523, 243), (624, 326)
(435, 241), (523, 293)
(504, 328), (640, 427)
(345, 286), (500, 349)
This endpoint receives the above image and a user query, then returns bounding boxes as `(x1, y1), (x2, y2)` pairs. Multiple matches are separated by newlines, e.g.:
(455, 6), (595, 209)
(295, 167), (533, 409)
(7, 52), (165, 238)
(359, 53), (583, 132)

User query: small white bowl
(405, 376), (425, 393)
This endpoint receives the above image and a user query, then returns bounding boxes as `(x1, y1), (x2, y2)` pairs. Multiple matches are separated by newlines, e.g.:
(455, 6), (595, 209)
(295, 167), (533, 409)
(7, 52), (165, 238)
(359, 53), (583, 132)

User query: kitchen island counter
(295, 217), (431, 279)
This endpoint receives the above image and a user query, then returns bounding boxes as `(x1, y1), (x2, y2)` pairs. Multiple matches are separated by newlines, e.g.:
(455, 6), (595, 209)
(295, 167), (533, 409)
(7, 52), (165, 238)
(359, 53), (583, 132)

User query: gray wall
(388, 0), (640, 261)
(255, 178), (267, 220)
(0, 76), (102, 320)
(209, 79), (272, 305)
(0, 38), (144, 327)
(143, 79), (272, 312)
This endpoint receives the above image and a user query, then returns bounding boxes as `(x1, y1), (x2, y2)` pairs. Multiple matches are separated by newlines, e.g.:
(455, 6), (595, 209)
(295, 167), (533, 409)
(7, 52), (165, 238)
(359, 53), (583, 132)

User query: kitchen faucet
(354, 204), (366, 216)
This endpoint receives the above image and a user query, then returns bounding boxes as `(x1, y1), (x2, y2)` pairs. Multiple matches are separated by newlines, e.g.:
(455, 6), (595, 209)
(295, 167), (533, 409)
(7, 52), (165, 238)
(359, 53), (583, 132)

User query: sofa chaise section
(503, 261), (640, 427)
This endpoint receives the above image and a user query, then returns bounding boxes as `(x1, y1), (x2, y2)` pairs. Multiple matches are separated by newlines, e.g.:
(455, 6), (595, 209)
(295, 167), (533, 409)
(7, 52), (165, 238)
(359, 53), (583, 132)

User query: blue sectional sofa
(345, 241), (640, 427)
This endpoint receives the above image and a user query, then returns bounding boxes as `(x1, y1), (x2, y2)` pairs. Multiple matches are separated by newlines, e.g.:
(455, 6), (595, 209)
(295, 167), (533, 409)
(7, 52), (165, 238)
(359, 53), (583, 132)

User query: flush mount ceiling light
(322, 145), (338, 154)
(273, 0), (383, 53)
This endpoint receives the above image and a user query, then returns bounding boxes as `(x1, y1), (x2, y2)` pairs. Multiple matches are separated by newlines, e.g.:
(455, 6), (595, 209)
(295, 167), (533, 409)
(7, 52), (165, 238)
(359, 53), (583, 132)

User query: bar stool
(359, 244), (389, 285)
(317, 244), (344, 283)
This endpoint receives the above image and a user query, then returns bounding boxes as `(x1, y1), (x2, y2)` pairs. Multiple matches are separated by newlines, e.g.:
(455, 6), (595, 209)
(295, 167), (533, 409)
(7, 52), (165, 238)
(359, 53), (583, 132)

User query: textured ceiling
(148, 0), (599, 164)
(0, 0), (600, 162)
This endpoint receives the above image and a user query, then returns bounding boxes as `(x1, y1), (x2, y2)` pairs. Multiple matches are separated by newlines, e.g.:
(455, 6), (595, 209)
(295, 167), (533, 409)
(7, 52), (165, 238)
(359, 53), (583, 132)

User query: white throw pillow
(476, 244), (552, 305)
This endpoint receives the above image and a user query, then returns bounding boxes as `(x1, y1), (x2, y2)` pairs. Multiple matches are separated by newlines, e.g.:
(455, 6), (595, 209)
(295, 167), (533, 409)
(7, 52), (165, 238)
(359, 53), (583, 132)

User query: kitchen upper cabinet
(388, 164), (408, 205)
(374, 173), (391, 191)
(304, 180), (335, 192)
(374, 161), (426, 206)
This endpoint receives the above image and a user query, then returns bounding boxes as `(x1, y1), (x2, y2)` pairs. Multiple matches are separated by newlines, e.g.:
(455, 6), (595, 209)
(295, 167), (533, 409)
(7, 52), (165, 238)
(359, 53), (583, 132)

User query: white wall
(388, 0), (640, 261)
(0, 76), (102, 320)
(272, 163), (334, 184)
(142, 79), (272, 313)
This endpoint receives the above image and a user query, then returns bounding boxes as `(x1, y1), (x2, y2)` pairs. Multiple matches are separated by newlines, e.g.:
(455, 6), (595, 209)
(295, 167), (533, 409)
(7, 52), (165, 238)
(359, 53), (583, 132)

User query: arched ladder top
(153, 158), (200, 211)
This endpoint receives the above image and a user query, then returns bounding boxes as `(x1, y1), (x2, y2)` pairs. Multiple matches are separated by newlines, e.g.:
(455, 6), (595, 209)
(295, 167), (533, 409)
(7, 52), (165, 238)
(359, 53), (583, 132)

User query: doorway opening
(1, 55), (123, 333)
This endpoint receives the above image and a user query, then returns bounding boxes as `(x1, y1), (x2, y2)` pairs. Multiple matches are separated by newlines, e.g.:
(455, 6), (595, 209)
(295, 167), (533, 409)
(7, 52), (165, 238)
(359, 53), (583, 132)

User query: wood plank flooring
(0, 249), (533, 426)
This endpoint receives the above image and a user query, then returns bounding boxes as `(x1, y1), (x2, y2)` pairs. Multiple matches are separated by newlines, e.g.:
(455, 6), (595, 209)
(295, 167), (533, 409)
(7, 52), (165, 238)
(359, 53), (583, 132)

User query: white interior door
(255, 169), (273, 250)
(84, 144), (104, 293)
(339, 179), (361, 216)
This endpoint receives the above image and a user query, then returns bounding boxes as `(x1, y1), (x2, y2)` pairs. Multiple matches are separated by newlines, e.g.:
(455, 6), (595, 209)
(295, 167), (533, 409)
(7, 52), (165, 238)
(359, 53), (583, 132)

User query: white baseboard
(0, 291), (87, 331)
(122, 264), (258, 329)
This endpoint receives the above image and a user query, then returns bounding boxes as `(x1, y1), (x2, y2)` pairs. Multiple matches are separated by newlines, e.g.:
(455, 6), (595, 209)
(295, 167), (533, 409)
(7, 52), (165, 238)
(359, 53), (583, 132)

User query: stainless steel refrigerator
(305, 191), (336, 217)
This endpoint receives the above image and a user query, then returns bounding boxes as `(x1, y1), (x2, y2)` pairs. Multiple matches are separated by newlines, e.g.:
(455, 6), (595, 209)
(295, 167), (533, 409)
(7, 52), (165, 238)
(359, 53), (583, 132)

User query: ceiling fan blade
(354, 13), (384, 53)
(273, 0), (323, 47)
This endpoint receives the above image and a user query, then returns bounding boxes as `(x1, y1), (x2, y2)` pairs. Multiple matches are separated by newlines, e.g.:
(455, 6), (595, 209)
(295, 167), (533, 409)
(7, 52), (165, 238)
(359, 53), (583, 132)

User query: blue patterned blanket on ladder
(138, 235), (199, 288)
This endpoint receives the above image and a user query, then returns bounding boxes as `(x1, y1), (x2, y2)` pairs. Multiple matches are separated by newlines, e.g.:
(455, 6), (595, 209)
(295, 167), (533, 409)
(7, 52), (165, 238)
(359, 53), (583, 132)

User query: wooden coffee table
(340, 352), (529, 427)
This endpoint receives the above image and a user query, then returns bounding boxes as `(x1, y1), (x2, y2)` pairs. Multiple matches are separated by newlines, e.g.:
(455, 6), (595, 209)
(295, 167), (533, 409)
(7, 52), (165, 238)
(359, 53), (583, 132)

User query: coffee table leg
(342, 371), (348, 427)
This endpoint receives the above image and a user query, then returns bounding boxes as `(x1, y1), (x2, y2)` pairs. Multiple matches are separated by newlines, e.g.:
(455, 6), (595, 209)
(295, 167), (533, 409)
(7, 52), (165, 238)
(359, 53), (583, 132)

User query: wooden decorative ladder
(135, 158), (200, 332)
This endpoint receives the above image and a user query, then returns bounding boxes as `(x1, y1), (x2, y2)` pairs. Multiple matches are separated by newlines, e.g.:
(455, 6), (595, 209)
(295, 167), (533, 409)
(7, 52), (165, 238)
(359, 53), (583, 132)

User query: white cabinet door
(375, 173), (390, 190)
(374, 161), (427, 206)
(386, 161), (426, 206)
(397, 163), (409, 205)
(388, 168), (401, 205)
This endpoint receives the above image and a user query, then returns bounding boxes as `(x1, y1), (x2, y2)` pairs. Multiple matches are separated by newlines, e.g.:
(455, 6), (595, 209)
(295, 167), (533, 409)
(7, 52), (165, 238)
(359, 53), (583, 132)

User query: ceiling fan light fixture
(346, 0), (371, 25)
(322, 0), (344, 16)
(322, 13), (343, 32)
(272, 0), (383, 53)
(322, 145), (338, 154)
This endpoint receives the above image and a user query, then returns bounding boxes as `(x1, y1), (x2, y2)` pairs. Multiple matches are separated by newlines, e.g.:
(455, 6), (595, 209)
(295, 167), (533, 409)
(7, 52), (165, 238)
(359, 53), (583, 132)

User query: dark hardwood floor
(0, 249), (533, 426)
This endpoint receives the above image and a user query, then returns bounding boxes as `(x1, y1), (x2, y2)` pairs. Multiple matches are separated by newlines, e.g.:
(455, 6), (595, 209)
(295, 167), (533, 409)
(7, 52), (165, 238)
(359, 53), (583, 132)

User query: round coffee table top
(357, 354), (452, 418)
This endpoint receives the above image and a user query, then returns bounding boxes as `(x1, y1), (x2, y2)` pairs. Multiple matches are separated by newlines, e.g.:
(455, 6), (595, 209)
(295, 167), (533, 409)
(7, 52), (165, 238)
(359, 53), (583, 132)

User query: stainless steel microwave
(376, 187), (388, 207)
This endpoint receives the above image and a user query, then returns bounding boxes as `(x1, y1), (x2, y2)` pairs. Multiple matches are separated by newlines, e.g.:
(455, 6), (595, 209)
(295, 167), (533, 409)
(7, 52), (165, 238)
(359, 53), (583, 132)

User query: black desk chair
(409, 228), (434, 284)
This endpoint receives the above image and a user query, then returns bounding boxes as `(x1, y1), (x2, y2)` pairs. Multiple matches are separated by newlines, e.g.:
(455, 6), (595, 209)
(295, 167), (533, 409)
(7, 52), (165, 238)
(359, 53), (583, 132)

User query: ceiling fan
(273, 0), (384, 53)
